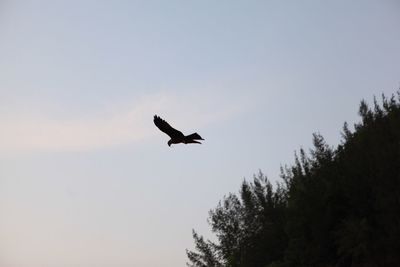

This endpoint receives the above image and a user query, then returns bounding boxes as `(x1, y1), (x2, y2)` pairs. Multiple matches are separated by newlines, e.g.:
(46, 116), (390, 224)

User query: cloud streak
(0, 92), (242, 153)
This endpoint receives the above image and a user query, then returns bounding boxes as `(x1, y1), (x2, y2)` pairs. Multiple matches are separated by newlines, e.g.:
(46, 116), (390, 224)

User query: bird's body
(153, 115), (204, 146)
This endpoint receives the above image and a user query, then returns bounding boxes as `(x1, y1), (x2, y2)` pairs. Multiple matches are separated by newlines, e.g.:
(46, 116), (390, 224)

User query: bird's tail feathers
(186, 133), (204, 140)
(185, 140), (202, 144)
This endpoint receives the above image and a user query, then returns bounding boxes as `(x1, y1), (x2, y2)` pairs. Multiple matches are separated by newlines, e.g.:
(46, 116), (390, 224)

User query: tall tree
(187, 91), (400, 267)
(187, 172), (287, 267)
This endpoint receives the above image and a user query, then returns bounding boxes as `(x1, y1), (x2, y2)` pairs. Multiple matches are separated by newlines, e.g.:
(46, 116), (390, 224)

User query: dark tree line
(187, 92), (400, 267)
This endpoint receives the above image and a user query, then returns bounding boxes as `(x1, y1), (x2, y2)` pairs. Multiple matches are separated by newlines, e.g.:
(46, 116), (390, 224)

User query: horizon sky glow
(1, 1), (400, 266)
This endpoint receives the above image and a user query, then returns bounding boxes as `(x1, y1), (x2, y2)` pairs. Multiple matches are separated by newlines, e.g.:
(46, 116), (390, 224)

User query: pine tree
(187, 91), (400, 267)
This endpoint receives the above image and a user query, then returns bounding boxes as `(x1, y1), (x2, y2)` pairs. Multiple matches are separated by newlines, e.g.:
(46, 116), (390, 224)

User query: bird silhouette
(153, 115), (204, 146)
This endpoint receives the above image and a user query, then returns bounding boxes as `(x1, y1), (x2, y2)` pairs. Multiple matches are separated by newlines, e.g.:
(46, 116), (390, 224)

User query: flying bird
(153, 115), (204, 146)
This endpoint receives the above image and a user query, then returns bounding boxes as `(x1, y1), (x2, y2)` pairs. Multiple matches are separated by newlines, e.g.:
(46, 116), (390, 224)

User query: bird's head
(167, 140), (172, 147)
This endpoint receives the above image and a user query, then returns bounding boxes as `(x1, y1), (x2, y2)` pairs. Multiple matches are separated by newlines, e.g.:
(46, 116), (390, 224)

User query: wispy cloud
(0, 91), (242, 153)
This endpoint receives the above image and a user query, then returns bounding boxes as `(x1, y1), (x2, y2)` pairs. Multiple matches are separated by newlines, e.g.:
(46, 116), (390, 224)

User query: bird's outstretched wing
(153, 115), (184, 138)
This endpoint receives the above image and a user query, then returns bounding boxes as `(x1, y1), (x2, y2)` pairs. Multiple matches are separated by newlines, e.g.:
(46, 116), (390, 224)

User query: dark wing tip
(153, 115), (162, 123)
(153, 115), (161, 127)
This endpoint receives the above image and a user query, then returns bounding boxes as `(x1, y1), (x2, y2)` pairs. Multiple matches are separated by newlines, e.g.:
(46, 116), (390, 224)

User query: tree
(187, 91), (400, 267)
(187, 172), (287, 267)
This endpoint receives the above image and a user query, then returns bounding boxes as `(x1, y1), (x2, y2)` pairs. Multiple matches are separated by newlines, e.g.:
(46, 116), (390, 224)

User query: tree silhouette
(187, 91), (400, 267)
(187, 172), (287, 267)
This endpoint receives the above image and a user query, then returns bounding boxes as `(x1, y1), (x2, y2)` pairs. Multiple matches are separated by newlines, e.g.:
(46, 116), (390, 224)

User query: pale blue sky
(0, 1), (399, 266)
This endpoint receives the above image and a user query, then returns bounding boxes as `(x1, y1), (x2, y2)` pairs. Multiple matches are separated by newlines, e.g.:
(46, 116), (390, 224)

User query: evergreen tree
(187, 172), (287, 267)
(187, 91), (400, 267)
